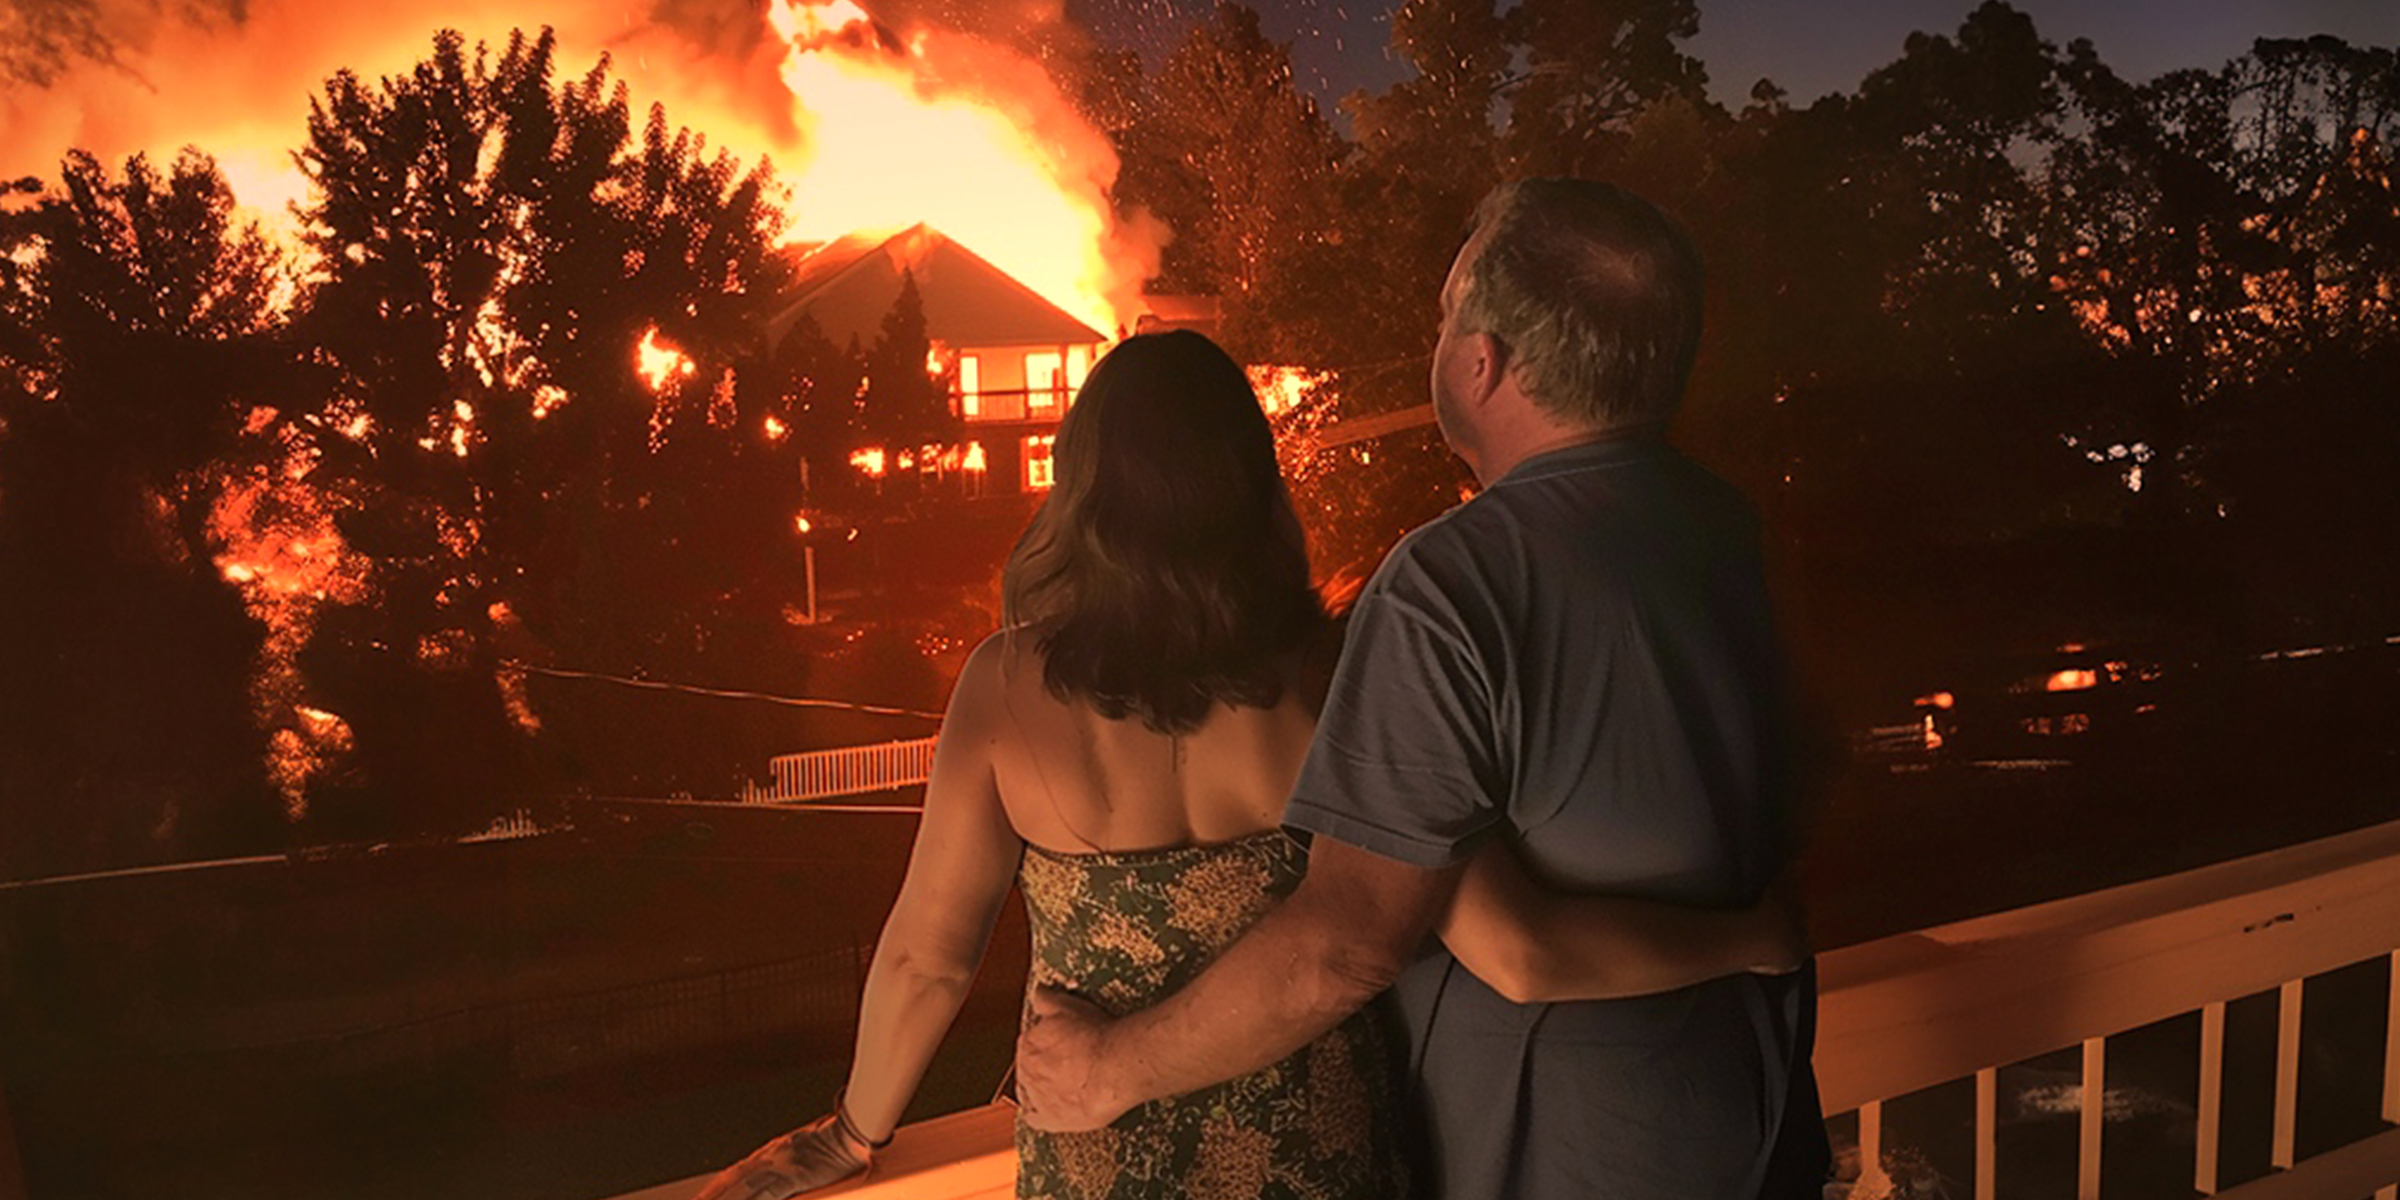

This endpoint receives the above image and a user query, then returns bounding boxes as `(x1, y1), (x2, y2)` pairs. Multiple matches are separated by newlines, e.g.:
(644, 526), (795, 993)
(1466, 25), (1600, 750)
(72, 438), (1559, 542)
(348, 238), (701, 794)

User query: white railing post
(2199, 999), (2226, 1195)
(1857, 1099), (1888, 1197)
(2274, 979), (2303, 1171)
(2079, 1036), (2105, 1200)
(1974, 1066), (1996, 1200)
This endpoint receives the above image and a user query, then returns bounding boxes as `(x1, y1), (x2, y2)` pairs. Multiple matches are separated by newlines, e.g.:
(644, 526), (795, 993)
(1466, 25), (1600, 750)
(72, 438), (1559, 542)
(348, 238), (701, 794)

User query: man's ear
(1464, 331), (1510, 408)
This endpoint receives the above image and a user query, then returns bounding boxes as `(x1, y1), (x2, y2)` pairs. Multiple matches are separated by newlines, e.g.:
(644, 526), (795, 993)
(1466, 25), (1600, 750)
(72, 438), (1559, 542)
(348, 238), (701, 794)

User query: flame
(1248, 366), (1326, 417)
(761, 0), (1151, 334)
(211, 466), (370, 820)
(5, 0), (1162, 338)
(764, 414), (790, 440)
(636, 326), (697, 392)
(2046, 669), (2099, 693)
(850, 446), (887, 477)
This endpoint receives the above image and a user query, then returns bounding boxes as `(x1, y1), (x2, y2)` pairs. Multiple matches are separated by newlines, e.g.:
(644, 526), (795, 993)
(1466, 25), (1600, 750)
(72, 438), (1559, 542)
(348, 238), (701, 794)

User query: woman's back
(975, 634), (1319, 855)
(948, 636), (1405, 1200)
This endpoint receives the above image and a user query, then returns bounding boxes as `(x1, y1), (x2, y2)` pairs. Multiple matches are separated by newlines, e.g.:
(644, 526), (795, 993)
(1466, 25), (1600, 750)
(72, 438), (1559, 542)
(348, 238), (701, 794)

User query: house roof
(765, 224), (1106, 353)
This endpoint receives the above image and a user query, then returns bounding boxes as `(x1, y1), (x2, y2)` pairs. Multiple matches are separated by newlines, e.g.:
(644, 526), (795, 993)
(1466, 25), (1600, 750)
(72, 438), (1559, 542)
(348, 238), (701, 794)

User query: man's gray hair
(1454, 179), (1704, 429)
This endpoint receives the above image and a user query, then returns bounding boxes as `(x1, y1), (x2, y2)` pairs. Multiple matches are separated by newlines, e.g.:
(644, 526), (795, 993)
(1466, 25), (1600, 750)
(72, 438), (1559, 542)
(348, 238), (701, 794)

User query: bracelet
(833, 1087), (894, 1151)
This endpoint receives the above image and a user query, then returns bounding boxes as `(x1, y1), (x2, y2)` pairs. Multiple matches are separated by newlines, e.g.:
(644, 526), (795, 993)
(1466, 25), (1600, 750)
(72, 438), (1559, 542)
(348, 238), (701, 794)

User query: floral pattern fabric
(1014, 830), (1410, 1200)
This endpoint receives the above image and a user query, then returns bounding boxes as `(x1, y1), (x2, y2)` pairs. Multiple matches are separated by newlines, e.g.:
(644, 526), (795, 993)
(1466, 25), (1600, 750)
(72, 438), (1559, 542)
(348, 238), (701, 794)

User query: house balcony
(607, 818), (2400, 1200)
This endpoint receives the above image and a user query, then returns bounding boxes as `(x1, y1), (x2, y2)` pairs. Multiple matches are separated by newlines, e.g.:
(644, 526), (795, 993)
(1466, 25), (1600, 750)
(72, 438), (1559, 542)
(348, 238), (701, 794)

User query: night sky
(1067, 0), (2400, 112)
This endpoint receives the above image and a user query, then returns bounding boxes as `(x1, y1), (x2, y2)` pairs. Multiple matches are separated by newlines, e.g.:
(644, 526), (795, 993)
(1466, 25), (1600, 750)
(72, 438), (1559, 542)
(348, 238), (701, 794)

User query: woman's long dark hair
(1001, 330), (1323, 733)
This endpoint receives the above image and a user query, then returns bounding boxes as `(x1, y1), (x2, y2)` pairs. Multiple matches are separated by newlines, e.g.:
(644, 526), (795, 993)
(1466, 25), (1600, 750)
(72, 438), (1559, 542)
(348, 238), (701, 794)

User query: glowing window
(1024, 434), (1055, 491)
(1025, 351), (1065, 412)
(959, 355), (981, 418)
(1066, 345), (1091, 393)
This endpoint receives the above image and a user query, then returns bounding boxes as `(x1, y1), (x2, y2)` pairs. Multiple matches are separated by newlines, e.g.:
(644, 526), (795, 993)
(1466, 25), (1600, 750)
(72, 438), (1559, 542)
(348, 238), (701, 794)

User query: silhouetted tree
(1501, 0), (1710, 178)
(1103, 3), (1344, 360)
(289, 27), (801, 833)
(860, 271), (956, 455)
(0, 149), (286, 875)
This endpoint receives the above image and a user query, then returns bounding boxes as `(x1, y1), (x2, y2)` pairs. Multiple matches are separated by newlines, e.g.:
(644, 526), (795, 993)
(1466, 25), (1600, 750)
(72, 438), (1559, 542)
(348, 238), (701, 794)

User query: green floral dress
(1014, 830), (1411, 1200)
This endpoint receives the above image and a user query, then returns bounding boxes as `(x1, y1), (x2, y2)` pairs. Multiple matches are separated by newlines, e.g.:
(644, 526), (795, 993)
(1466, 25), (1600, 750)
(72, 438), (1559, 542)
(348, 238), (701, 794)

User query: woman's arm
(695, 640), (1023, 1199)
(1438, 839), (1806, 1004)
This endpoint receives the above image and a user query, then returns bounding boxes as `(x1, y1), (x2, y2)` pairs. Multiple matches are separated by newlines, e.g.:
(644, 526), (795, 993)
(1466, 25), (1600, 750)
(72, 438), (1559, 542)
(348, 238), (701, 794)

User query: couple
(699, 179), (1831, 1200)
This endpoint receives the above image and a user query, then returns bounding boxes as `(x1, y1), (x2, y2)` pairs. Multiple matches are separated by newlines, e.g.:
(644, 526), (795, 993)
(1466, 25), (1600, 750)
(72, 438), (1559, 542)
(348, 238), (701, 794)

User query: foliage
(281, 28), (818, 836)
(0, 150), (287, 874)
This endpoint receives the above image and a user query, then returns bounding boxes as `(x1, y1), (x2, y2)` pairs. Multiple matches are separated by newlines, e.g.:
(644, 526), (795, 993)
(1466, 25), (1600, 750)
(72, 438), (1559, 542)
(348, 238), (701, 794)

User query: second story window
(1025, 351), (1065, 414)
(1066, 345), (1091, 397)
(959, 354), (981, 418)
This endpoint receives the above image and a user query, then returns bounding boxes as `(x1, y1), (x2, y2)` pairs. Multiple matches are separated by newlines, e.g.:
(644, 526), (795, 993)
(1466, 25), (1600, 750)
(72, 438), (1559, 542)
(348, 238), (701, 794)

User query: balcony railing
(611, 818), (2400, 1200)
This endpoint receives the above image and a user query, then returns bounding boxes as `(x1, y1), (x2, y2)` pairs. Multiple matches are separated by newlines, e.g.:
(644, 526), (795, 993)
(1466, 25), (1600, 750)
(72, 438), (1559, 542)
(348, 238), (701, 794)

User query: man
(1017, 179), (1830, 1198)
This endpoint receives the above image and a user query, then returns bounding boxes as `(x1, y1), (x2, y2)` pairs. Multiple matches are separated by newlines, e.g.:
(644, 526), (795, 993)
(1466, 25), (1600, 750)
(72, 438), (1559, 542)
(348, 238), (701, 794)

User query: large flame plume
(2, 0), (1162, 331)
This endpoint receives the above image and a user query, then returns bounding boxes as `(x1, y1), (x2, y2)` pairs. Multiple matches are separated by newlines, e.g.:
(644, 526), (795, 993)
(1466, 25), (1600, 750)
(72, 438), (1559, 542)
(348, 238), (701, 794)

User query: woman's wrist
(832, 1088), (895, 1155)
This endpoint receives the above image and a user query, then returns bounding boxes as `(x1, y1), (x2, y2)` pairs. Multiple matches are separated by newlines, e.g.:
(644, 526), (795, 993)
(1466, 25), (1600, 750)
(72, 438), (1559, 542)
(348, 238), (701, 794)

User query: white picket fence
(740, 736), (940, 804)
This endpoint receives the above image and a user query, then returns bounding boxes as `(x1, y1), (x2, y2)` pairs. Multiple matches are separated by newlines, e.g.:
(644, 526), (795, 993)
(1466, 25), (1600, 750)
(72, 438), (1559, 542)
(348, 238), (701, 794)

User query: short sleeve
(1283, 585), (1505, 869)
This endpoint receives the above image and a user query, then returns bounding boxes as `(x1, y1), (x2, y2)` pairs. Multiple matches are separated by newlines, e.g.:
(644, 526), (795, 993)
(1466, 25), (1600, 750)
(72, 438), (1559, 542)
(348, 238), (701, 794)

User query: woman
(695, 331), (1802, 1200)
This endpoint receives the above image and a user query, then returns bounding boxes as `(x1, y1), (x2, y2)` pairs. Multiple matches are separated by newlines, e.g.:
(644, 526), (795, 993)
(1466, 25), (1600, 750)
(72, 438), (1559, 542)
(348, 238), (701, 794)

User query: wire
(507, 661), (945, 720)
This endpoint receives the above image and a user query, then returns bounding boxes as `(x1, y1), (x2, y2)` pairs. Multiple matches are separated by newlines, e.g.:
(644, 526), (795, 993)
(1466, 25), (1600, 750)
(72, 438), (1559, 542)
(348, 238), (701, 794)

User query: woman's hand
(690, 1115), (870, 1200)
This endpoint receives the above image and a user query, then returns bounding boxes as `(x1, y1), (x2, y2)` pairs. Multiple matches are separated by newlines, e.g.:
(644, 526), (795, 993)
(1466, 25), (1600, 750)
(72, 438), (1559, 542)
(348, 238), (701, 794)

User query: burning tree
(273, 27), (807, 834)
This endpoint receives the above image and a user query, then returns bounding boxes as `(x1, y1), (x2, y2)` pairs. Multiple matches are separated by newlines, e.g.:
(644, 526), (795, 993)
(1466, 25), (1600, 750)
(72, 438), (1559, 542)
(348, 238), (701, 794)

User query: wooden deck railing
(610, 818), (2400, 1200)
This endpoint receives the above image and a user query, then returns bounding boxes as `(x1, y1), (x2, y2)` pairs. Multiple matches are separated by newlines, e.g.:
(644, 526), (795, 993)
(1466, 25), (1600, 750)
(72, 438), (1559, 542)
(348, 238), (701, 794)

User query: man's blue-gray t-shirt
(1284, 435), (1826, 1199)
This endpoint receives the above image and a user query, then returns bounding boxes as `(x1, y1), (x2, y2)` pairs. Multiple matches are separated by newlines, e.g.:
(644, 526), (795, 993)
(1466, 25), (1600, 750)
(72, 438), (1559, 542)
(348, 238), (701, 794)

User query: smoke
(1, 0), (1165, 321)
(0, 0), (1054, 190)
(1, 0), (682, 198)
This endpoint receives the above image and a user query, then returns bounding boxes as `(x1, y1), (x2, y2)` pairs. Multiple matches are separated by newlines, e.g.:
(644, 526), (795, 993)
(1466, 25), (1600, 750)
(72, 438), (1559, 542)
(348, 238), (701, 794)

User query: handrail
(1821, 817), (2400, 1199)
(608, 819), (2400, 1200)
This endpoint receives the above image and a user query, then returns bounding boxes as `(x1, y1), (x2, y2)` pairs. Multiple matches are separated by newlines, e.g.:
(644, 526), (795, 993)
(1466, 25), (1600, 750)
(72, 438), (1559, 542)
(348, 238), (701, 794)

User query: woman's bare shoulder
(948, 627), (1050, 727)
(960, 626), (1042, 689)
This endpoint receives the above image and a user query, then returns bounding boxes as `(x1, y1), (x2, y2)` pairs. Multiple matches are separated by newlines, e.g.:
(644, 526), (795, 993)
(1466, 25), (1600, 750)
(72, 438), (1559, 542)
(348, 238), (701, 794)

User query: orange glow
(448, 399), (475, 457)
(532, 385), (568, 420)
(794, 514), (814, 534)
(962, 442), (986, 472)
(764, 414), (790, 441)
(2046, 669), (2100, 693)
(496, 665), (542, 734)
(1023, 433), (1055, 490)
(1248, 365), (1326, 416)
(213, 468), (370, 821)
(1915, 691), (1956, 710)
(850, 447), (887, 478)
(636, 327), (697, 392)
(2, 0), (1163, 335)
(760, 0), (1156, 334)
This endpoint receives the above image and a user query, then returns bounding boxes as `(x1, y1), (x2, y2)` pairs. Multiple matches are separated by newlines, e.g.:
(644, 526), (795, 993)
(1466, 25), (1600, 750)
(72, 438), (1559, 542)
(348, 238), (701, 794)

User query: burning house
(767, 224), (1109, 496)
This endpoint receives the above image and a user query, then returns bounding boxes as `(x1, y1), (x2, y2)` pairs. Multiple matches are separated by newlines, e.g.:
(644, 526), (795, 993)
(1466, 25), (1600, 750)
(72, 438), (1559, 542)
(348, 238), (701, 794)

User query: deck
(610, 818), (2400, 1200)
